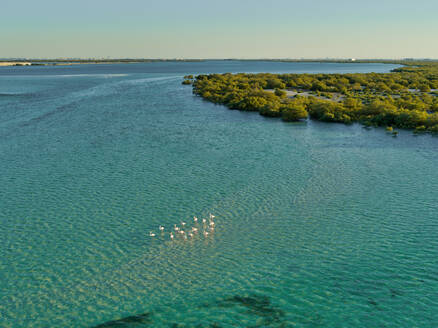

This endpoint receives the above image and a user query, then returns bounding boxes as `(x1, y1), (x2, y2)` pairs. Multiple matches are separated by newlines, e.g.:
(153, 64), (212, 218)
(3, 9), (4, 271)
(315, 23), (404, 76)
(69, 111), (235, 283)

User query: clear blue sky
(2, 0), (437, 59)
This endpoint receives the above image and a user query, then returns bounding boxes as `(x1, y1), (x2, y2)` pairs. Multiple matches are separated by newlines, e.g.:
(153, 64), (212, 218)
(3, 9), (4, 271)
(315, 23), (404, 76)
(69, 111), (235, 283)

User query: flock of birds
(149, 213), (216, 240)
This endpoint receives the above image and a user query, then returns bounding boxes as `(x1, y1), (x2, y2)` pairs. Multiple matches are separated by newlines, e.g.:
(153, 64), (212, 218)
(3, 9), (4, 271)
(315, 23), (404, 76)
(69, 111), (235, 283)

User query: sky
(1, 0), (438, 59)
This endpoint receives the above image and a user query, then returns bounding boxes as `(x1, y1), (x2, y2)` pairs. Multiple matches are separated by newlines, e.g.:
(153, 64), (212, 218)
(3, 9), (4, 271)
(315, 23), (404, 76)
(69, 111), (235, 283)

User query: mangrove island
(184, 61), (438, 134)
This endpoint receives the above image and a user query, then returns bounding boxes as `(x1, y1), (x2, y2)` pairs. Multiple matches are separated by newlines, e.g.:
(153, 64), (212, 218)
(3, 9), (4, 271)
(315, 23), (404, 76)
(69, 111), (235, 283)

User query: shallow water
(1, 61), (437, 327)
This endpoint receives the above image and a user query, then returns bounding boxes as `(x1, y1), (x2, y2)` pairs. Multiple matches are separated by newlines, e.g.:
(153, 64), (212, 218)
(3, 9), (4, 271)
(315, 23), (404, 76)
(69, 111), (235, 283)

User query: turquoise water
(1, 61), (437, 327)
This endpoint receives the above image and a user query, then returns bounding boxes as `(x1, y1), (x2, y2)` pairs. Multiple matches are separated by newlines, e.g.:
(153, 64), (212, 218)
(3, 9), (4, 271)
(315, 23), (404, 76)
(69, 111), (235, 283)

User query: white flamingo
(159, 226), (164, 231)
(193, 216), (198, 222)
(202, 218), (207, 224)
(149, 232), (156, 237)
(170, 232), (174, 240)
(209, 213), (215, 219)
(203, 231), (209, 237)
(174, 225), (179, 231)
(209, 221), (215, 226)
(181, 222), (186, 227)
(192, 227), (198, 232)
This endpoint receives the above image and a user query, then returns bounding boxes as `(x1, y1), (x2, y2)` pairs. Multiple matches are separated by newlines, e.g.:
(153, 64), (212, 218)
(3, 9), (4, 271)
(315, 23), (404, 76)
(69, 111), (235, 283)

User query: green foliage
(308, 100), (352, 123)
(419, 84), (431, 92)
(274, 88), (287, 98)
(266, 78), (286, 89)
(429, 125), (438, 134)
(182, 79), (192, 85)
(343, 97), (363, 112)
(414, 125), (426, 133)
(192, 61), (438, 133)
(281, 105), (308, 121)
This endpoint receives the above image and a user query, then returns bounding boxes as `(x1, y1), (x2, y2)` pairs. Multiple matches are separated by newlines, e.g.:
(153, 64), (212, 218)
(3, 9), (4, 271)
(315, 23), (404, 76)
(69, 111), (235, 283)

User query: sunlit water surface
(1, 61), (437, 327)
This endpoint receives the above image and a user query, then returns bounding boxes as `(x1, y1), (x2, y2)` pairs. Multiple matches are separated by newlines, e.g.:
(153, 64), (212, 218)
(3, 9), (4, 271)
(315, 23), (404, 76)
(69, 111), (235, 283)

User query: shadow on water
(170, 324), (223, 328)
(92, 312), (152, 327)
(211, 294), (287, 327)
(90, 294), (290, 327)
(19, 102), (78, 128)
(0, 92), (28, 97)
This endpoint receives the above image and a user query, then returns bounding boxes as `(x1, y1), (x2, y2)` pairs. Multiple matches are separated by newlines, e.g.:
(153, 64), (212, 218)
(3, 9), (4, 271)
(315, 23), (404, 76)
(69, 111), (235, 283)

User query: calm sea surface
(1, 61), (437, 327)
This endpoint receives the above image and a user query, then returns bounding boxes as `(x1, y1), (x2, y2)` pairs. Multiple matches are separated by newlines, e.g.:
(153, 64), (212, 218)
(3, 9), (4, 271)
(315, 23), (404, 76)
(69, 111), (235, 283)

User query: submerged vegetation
(217, 294), (286, 326)
(92, 312), (152, 327)
(184, 61), (438, 133)
(90, 294), (287, 327)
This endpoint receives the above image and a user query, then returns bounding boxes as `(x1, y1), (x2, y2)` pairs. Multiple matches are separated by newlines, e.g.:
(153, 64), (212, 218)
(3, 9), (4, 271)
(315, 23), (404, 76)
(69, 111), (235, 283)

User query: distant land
(0, 58), (437, 67)
(0, 59), (205, 66)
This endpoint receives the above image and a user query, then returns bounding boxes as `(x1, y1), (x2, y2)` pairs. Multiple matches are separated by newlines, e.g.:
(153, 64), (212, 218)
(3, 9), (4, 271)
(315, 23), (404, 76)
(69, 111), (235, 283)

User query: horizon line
(1, 57), (437, 62)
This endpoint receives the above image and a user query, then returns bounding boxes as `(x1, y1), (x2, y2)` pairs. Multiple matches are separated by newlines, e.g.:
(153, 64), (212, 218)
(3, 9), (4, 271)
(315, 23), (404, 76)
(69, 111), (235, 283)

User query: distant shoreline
(0, 58), (431, 67)
(0, 59), (205, 67)
(0, 62), (33, 67)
